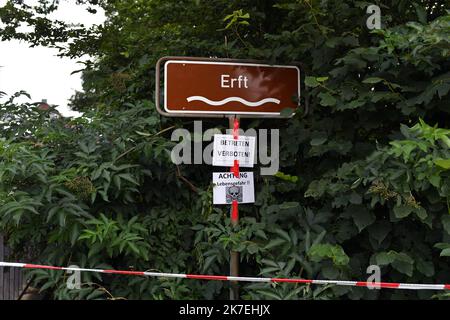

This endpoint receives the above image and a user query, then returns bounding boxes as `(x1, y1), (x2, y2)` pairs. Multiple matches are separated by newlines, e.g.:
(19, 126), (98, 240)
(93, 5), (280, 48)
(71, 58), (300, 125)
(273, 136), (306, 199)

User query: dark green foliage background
(0, 0), (449, 299)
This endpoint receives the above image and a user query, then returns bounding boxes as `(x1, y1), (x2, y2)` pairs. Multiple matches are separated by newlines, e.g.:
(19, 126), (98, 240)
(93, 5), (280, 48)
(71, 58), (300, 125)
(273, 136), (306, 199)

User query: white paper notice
(212, 134), (256, 168)
(213, 172), (255, 205)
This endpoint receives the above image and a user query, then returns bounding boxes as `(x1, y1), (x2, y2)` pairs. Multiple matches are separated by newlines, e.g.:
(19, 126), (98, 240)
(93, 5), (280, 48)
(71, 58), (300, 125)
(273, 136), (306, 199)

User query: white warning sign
(212, 134), (256, 168)
(213, 172), (255, 205)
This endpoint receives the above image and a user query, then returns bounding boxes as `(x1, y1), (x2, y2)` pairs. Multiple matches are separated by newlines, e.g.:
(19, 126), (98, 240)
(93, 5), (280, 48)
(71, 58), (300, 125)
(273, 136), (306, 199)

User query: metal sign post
(229, 115), (239, 300)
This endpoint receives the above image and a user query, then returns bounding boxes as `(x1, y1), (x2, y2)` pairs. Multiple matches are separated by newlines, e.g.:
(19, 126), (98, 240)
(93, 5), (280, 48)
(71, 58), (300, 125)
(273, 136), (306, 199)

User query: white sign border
(164, 60), (301, 115)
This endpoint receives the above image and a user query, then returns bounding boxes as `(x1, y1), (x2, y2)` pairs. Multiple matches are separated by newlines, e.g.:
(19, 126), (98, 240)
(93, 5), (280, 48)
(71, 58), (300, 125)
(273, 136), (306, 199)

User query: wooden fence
(0, 234), (25, 300)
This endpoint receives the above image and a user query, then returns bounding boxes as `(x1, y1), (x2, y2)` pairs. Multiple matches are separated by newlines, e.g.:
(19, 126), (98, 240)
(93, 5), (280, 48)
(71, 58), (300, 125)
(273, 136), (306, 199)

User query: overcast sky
(0, 0), (105, 117)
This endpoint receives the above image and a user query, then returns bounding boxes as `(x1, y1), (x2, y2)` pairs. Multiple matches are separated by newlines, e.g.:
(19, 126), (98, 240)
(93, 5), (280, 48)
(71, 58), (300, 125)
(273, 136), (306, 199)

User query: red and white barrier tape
(1, 262), (449, 290)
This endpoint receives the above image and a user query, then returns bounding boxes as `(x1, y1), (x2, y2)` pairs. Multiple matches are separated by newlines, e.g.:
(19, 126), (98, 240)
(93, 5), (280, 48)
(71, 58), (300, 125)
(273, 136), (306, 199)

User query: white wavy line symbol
(186, 96), (280, 107)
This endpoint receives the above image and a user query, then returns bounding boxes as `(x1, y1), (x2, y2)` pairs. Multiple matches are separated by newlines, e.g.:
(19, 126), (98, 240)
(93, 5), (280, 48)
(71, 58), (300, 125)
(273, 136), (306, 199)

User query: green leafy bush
(0, 0), (449, 300)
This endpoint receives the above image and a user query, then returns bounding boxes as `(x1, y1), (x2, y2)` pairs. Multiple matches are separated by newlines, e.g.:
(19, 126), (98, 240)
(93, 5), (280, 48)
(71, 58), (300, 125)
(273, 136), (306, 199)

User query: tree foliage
(0, 0), (449, 300)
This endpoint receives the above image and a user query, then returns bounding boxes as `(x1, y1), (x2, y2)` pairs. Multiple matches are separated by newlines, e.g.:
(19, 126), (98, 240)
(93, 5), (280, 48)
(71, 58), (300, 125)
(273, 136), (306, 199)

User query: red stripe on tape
(356, 281), (370, 287)
(24, 264), (63, 270)
(186, 274), (228, 281)
(377, 282), (401, 289)
(445, 284), (450, 290)
(103, 270), (145, 276)
(356, 281), (400, 288)
(271, 278), (313, 284)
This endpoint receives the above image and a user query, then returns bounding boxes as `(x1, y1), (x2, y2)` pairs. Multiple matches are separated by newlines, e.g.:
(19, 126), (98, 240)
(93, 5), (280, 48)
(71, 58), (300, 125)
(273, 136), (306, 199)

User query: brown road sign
(155, 57), (301, 118)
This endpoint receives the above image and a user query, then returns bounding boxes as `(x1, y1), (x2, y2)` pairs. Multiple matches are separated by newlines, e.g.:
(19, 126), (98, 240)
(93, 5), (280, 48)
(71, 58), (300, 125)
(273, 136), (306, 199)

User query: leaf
(135, 131), (152, 137)
(318, 92), (337, 107)
(202, 255), (216, 272)
(322, 265), (339, 279)
(260, 266), (280, 274)
(400, 124), (412, 139)
(434, 243), (450, 250)
(264, 238), (286, 250)
(88, 243), (103, 259)
(247, 243), (259, 254)
(70, 224), (80, 246)
(305, 76), (320, 88)
(98, 189), (109, 203)
(304, 231), (311, 251)
(413, 3), (427, 24)
(86, 289), (106, 300)
(440, 248), (450, 257)
(223, 13), (234, 21)
(368, 222), (391, 245)
(22, 205), (39, 215)
(113, 174), (121, 190)
(127, 242), (141, 255)
(434, 159), (450, 170)
(376, 251), (414, 276)
(375, 252), (395, 266)
(316, 77), (329, 82)
(78, 141), (90, 154)
(393, 205), (413, 219)
(414, 206), (427, 220)
(349, 193), (362, 204)
(117, 173), (139, 185)
(312, 230), (326, 246)
(309, 243), (349, 266)
(261, 259), (279, 268)
(274, 229), (291, 242)
(428, 173), (440, 187)
(391, 253), (414, 276)
(279, 202), (299, 210)
(362, 77), (384, 84)
(283, 287), (303, 300)
(344, 99), (365, 110)
(351, 207), (375, 232)
(255, 229), (268, 240)
(70, 69), (85, 75)
(415, 257), (434, 277)
(442, 215), (450, 235)
(274, 172), (299, 183)
(310, 137), (327, 146)
(257, 290), (282, 300)
(39, 281), (54, 293)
